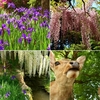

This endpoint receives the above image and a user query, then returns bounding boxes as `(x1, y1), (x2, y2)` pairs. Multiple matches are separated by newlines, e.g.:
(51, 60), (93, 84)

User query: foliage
(0, 74), (29, 100)
(0, 0), (29, 10)
(27, 0), (36, 7)
(27, 0), (41, 8)
(75, 0), (88, 8)
(50, 50), (100, 100)
(4, 0), (29, 9)
(64, 39), (100, 50)
(0, 7), (50, 50)
(74, 51), (100, 100)
(66, 43), (86, 50)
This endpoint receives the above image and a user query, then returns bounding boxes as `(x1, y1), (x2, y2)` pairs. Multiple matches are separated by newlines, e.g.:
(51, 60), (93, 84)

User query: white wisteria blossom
(0, 51), (50, 77)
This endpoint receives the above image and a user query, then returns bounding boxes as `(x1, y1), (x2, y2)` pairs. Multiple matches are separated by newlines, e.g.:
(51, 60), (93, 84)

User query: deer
(50, 51), (86, 100)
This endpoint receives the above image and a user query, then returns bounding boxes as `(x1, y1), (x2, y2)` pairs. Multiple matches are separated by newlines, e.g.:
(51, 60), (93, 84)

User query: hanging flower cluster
(0, 51), (50, 77)
(50, 1), (100, 49)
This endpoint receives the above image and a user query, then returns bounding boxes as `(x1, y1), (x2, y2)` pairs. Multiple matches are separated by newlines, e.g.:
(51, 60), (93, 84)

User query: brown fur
(50, 51), (86, 100)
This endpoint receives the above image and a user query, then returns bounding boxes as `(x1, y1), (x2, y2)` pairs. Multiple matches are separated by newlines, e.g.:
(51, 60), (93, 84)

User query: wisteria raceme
(11, 51), (50, 77)
(18, 51), (25, 70)
(50, 11), (61, 48)
(50, 6), (100, 49)
(85, 0), (95, 11)
(81, 22), (91, 49)
(61, 9), (81, 37)
(88, 10), (100, 41)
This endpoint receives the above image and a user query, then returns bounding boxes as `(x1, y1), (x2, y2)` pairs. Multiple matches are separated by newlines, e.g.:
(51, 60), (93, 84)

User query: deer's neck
(58, 82), (73, 97)
(50, 81), (74, 100)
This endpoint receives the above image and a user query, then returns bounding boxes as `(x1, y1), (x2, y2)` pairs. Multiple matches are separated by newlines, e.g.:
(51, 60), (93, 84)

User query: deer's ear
(76, 56), (86, 69)
(50, 51), (56, 70)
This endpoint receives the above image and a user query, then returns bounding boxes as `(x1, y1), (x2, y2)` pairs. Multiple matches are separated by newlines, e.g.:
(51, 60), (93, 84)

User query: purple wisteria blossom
(8, 2), (16, 8)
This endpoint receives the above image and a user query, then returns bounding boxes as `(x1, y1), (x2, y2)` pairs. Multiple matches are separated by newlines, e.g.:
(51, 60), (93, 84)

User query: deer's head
(50, 51), (86, 86)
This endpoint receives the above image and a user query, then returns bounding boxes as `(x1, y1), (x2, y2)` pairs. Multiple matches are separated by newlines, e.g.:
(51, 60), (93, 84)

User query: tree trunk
(41, 0), (49, 12)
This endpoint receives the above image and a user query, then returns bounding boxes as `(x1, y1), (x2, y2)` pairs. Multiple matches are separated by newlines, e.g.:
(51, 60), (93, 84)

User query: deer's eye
(55, 61), (60, 66)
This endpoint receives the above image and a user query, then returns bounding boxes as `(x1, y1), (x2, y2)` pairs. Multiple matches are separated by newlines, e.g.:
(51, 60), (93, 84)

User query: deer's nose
(70, 61), (79, 68)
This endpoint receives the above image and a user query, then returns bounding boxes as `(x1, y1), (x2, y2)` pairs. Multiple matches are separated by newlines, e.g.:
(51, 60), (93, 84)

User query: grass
(0, 73), (29, 100)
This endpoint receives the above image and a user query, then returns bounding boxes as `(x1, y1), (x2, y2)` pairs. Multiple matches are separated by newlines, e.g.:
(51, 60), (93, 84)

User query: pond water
(33, 90), (49, 100)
